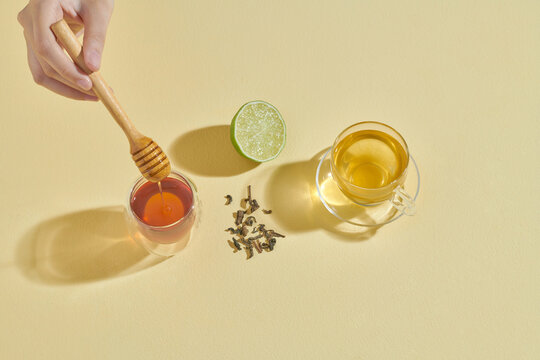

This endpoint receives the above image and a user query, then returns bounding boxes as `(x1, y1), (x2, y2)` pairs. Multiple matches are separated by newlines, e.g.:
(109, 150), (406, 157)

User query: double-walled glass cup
(125, 170), (198, 257)
(330, 122), (416, 215)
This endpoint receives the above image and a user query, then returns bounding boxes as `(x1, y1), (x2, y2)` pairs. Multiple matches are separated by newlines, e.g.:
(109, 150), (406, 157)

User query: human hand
(18, 0), (114, 100)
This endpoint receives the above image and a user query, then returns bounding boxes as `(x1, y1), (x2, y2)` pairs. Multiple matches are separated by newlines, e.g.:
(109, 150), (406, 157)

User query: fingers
(38, 58), (97, 97)
(25, 34), (97, 101)
(30, 0), (93, 91)
(80, 1), (113, 72)
(27, 28), (96, 96)
(17, 5), (28, 26)
(18, 0), (112, 101)
(39, 76), (98, 101)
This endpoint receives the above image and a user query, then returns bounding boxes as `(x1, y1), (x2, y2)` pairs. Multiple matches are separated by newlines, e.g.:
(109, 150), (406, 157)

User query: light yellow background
(1, 1), (539, 359)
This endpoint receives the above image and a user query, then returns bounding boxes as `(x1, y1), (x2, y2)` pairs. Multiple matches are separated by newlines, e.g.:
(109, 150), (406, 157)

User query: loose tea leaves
(224, 186), (285, 260)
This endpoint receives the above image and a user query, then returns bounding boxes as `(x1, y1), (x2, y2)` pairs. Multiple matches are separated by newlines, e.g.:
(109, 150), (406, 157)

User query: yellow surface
(1, 1), (539, 358)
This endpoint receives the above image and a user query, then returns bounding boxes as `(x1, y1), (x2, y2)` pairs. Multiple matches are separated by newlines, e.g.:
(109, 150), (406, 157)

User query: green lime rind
(230, 100), (286, 162)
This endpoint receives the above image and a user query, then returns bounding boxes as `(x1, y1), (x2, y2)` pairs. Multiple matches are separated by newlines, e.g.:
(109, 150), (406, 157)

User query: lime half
(230, 101), (286, 162)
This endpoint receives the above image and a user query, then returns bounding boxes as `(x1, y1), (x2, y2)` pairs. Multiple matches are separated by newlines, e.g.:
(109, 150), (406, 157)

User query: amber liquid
(332, 129), (408, 202)
(131, 177), (193, 227)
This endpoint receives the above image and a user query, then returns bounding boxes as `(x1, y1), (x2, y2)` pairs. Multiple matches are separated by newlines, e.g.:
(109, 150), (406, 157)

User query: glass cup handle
(390, 185), (416, 216)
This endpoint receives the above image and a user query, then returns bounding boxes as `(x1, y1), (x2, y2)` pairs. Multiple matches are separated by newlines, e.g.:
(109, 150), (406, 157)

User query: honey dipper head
(131, 139), (171, 182)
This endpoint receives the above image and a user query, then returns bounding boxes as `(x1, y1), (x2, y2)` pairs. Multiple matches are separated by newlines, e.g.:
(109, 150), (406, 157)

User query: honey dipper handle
(51, 19), (146, 152)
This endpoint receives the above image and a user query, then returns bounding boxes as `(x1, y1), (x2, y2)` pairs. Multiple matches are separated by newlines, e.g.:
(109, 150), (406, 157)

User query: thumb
(81, 1), (113, 72)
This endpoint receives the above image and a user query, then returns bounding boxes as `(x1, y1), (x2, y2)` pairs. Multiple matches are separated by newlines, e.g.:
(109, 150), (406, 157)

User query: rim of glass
(330, 121), (410, 192)
(127, 169), (197, 230)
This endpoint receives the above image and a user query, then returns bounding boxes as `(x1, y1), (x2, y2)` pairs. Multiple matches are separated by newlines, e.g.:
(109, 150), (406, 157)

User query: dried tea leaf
(231, 238), (242, 251)
(241, 226), (249, 237)
(247, 234), (263, 241)
(235, 210), (245, 226)
(245, 246), (254, 259)
(266, 230), (285, 238)
(226, 227), (242, 235)
(249, 199), (260, 213)
(268, 238), (277, 251)
(253, 239), (262, 253)
(227, 240), (239, 252)
(241, 185), (252, 209)
(262, 209), (272, 214)
(224, 195), (233, 205)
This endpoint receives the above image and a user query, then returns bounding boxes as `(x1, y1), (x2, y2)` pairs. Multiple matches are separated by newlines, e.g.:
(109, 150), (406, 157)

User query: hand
(18, 0), (114, 101)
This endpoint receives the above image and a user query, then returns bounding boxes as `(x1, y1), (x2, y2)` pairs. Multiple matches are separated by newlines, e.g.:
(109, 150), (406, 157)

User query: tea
(130, 177), (193, 226)
(332, 129), (408, 202)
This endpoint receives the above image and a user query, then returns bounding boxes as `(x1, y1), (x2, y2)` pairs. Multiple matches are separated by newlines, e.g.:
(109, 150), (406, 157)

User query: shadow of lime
(17, 206), (166, 285)
(265, 149), (379, 241)
(169, 125), (259, 177)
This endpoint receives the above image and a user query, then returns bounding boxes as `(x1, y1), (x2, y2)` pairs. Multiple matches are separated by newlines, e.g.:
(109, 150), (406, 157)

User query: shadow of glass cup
(16, 206), (166, 284)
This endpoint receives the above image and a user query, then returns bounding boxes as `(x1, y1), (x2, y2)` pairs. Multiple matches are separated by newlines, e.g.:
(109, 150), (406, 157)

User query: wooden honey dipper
(51, 19), (170, 183)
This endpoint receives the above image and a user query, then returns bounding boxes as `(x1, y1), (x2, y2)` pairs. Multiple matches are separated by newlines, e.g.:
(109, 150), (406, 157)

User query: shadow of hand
(169, 125), (259, 177)
(17, 207), (165, 285)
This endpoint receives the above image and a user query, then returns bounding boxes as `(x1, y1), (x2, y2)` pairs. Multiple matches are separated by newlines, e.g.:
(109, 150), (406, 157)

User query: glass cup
(125, 170), (198, 257)
(329, 121), (416, 215)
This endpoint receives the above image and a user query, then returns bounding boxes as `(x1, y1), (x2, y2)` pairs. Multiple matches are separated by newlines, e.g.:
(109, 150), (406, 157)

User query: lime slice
(230, 101), (286, 162)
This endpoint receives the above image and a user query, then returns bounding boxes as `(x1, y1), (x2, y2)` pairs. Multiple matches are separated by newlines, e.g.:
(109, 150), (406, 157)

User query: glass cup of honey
(125, 170), (198, 257)
(329, 121), (416, 215)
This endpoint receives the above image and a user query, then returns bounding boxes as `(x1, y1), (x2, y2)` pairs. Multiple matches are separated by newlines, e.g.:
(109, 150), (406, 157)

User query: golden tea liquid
(331, 129), (408, 203)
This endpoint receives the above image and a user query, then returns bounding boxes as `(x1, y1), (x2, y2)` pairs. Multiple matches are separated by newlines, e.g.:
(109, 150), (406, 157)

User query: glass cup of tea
(125, 170), (198, 257)
(329, 121), (416, 215)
